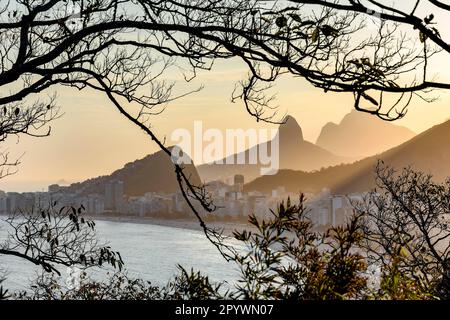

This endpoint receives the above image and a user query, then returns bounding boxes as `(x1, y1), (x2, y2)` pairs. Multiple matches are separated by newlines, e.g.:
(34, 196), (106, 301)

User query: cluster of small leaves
(264, 10), (340, 42)
(17, 266), (226, 300)
(355, 161), (450, 300)
(163, 265), (227, 300)
(377, 255), (435, 300)
(1, 202), (123, 275)
(16, 272), (161, 300)
(0, 278), (10, 300)
(231, 195), (368, 300)
(418, 13), (441, 43)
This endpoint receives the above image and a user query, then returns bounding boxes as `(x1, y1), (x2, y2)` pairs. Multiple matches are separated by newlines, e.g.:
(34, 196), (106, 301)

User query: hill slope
(245, 120), (450, 194)
(197, 116), (354, 182)
(65, 148), (201, 196)
(316, 110), (416, 157)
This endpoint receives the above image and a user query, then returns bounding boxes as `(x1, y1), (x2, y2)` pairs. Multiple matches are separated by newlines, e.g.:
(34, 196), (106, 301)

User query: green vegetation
(4, 164), (448, 300)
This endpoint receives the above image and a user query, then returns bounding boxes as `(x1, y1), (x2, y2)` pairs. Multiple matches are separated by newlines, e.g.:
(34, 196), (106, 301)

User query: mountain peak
(64, 148), (201, 196)
(316, 110), (416, 158)
(279, 115), (303, 142)
(246, 119), (450, 195)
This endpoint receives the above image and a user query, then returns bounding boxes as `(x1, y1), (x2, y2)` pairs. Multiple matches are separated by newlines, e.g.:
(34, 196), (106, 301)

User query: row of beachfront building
(0, 175), (365, 227)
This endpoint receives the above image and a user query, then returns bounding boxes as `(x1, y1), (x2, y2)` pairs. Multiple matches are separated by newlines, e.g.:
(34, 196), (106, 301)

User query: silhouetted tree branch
(355, 161), (450, 299)
(288, 1), (450, 53)
(16, 265), (226, 300)
(0, 0), (448, 124)
(0, 95), (60, 178)
(0, 0), (449, 274)
(0, 203), (123, 287)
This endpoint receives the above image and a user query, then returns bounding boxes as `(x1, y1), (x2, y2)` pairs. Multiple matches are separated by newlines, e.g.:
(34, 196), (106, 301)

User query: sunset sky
(0, 1), (449, 192)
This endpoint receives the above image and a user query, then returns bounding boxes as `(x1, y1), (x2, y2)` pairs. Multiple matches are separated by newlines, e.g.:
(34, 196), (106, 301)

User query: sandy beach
(86, 214), (255, 236)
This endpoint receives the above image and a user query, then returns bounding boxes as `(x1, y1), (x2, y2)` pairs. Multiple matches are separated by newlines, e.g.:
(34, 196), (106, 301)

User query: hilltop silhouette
(64, 147), (201, 196)
(197, 115), (354, 182)
(316, 110), (416, 157)
(245, 119), (450, 194)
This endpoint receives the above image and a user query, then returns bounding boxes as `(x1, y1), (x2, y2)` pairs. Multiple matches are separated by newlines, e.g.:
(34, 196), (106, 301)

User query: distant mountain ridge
(197, 116), (355, 183)
(61, 116), (443, 198)
(245, 119), (450, 194)
(64, 148), (201, 196)
(316, 110), (416, 157)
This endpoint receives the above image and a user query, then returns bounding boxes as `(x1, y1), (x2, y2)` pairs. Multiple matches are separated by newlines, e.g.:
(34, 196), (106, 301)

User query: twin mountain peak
(63, 111), (449, 195)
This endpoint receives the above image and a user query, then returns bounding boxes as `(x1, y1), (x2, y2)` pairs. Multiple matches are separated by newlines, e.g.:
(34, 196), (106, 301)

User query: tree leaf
(311, 28), (319, 42)
(320, 25), (339, 37)
(361, 92), (379, 106)
(419, 32), (428, 43)
(275, 16), (288, 28)
(288, 13), (302, 23)
(424, 14), (434, 25)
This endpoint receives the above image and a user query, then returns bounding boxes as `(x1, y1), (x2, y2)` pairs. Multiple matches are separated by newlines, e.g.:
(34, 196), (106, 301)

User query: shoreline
(0, 212), (256, 236)
(86, 214), (254, 236)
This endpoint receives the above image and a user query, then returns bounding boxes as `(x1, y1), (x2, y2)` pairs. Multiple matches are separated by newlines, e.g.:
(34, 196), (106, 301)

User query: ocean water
(0, 219), (241, 294)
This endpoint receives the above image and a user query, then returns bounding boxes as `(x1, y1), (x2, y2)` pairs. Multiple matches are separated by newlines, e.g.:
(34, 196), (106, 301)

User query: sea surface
(0, 219), (241, 294)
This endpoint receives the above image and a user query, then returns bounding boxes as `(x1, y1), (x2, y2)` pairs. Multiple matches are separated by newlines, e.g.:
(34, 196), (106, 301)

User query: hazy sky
(0, 1), (449, 192)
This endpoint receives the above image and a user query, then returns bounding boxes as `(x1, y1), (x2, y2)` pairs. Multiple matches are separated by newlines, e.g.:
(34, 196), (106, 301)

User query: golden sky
(0, 1), (449, 191)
